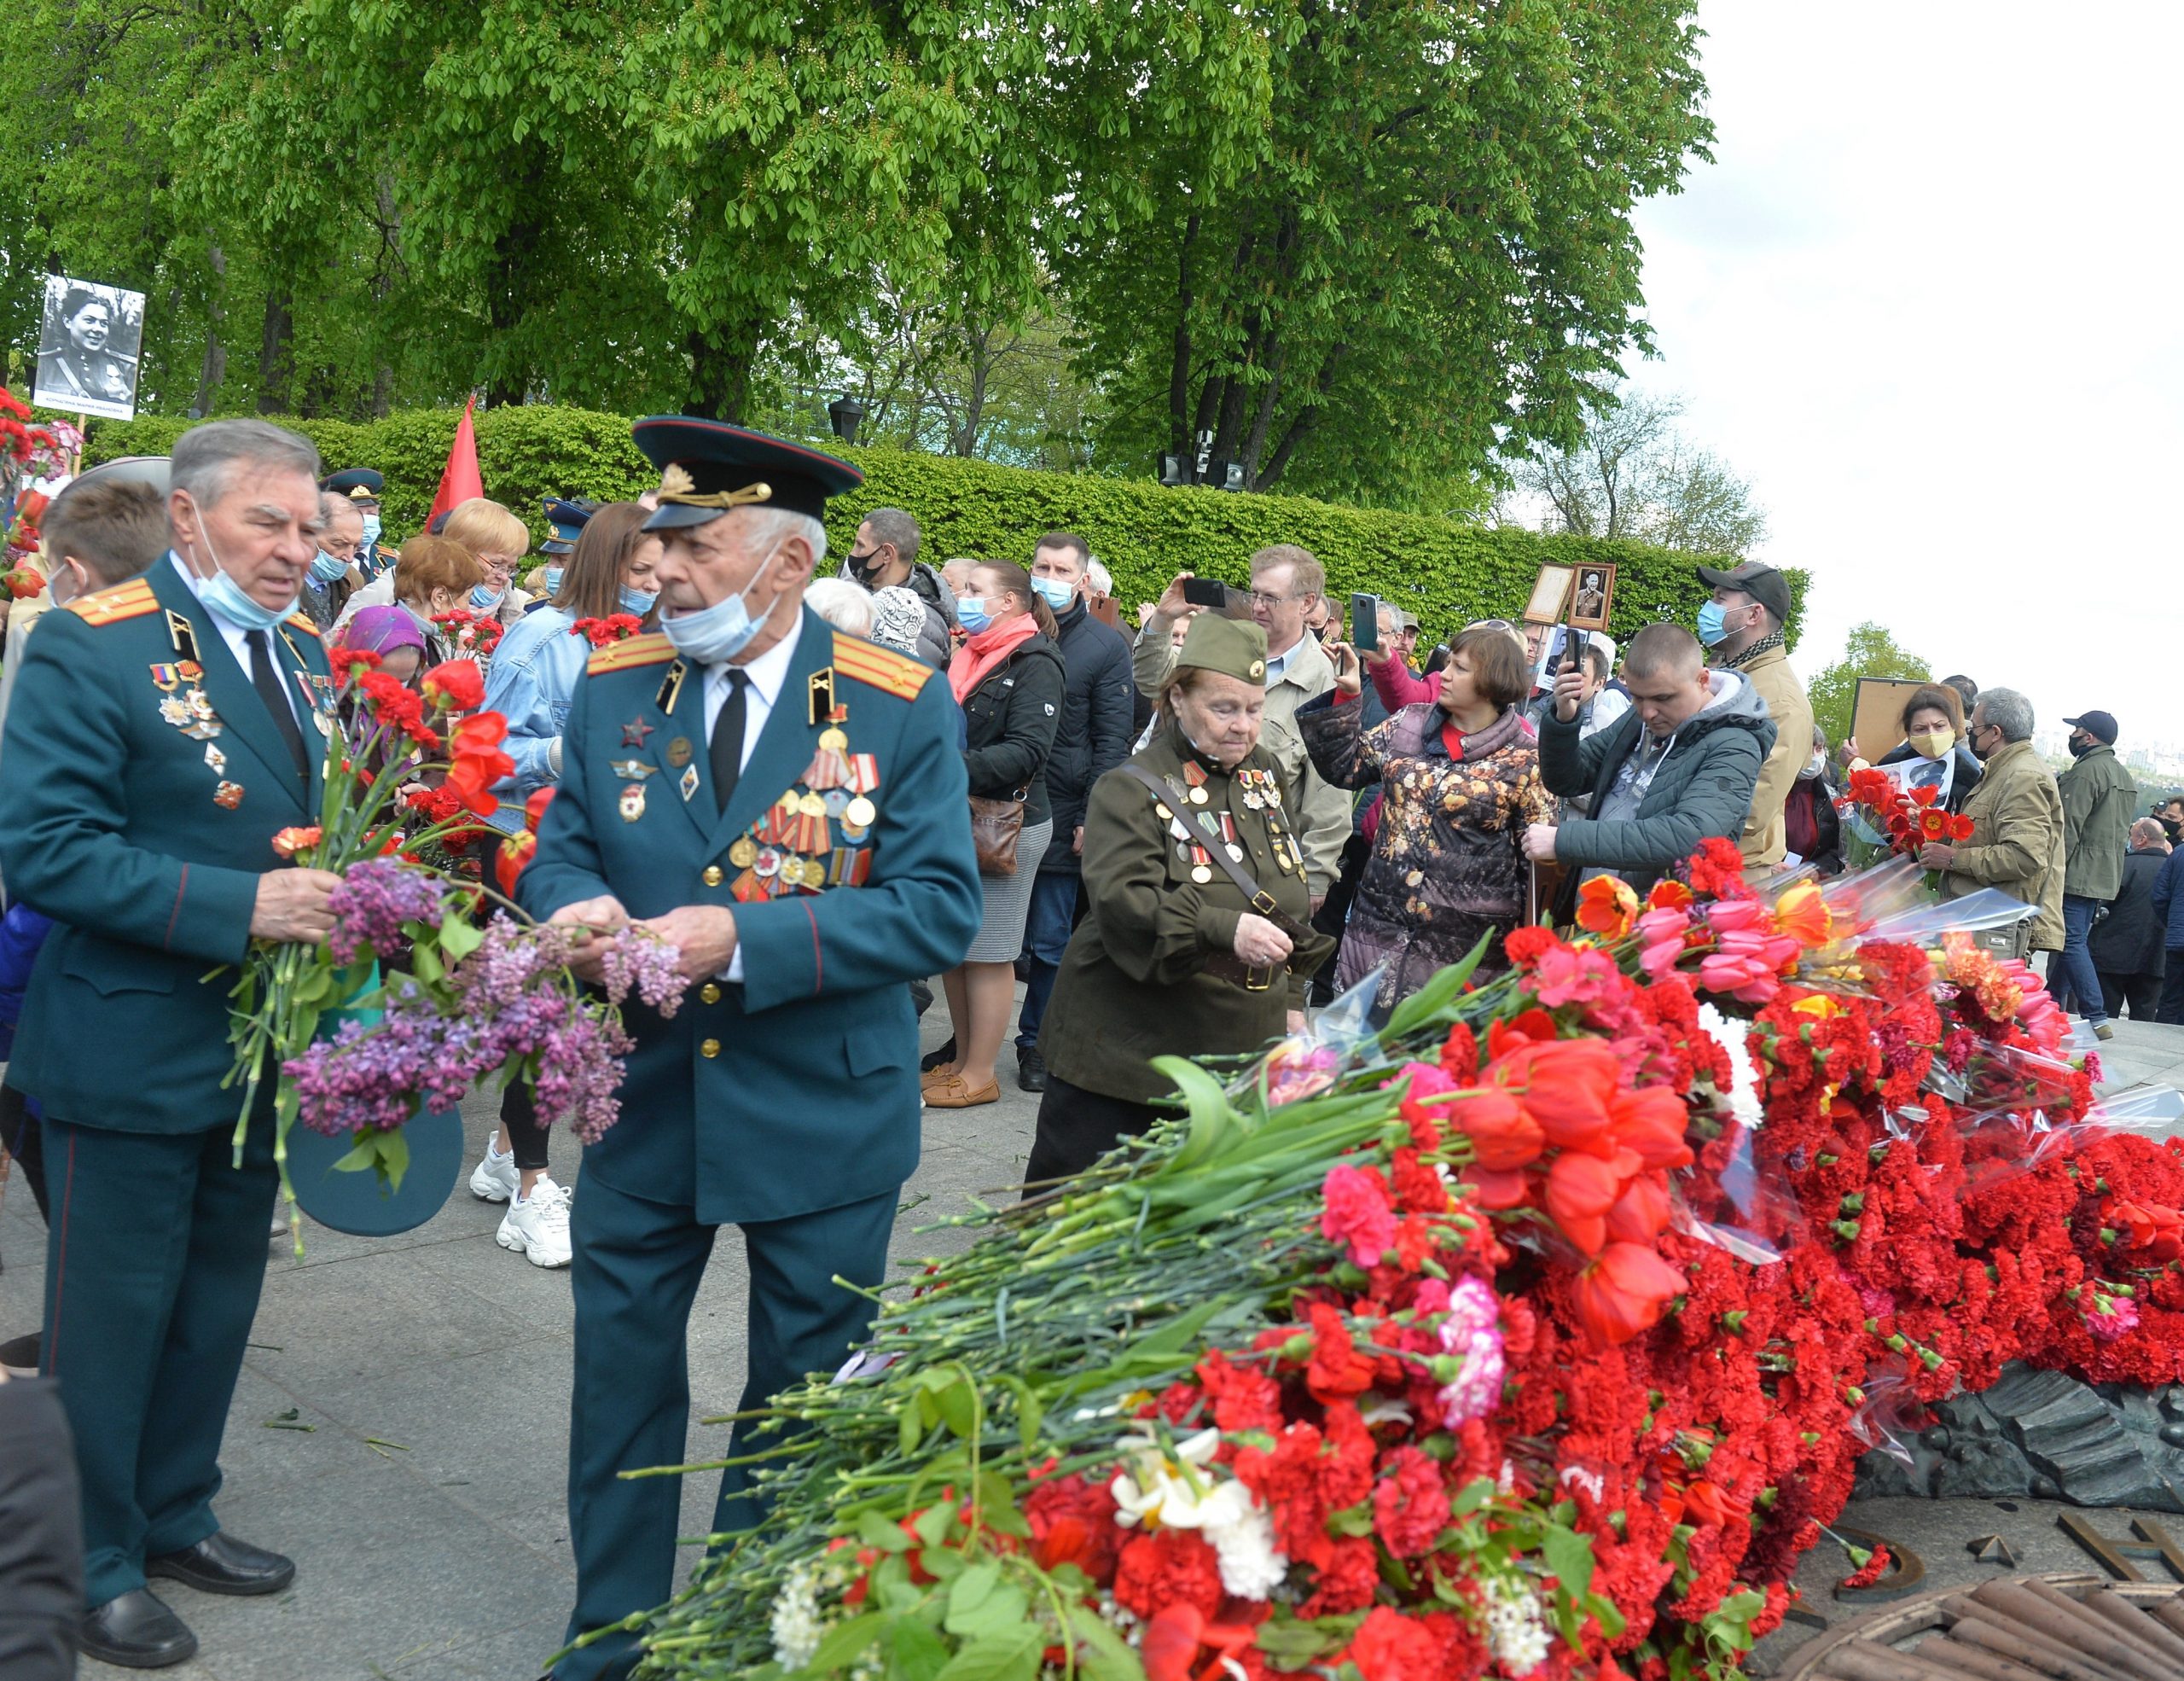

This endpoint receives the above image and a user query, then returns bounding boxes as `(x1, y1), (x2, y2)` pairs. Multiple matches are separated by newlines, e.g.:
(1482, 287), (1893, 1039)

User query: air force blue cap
(542, 496), (599, 555)
(631, 416), (862, 533)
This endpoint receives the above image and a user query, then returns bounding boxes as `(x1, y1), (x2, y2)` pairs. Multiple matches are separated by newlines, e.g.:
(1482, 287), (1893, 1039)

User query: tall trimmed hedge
(88, 406), (1808, 649)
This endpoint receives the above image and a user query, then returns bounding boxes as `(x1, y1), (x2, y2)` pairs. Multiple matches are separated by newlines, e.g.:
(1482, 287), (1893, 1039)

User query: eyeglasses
(1246, 590), (1300, 610)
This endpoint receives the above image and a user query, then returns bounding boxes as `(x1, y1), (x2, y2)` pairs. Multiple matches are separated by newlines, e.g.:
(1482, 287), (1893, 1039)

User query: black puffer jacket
(961, 635), (1067, 827)
(1039, 599), (1136, 874)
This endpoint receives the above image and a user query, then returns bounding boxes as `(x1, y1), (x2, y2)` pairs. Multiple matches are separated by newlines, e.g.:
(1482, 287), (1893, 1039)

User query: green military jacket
(1039, 723), (1336, 1105)
(0, 560), (331, 1131)
(1942, 738), (2065, 951)
(2058, 742), (2138, 903)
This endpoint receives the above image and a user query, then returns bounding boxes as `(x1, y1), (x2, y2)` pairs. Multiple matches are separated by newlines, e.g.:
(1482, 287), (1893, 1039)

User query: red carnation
(1339, 1607), (1446, 1681)
(1304, 1303), (1377, 1402)
(421, 659), (485, 713)
(1026, 1473), (1122, 1583)
(1112, 1529), (1224, 1622)
(1372, 1446), (1452, 1558)
(1321, 1164), (1400, 1268)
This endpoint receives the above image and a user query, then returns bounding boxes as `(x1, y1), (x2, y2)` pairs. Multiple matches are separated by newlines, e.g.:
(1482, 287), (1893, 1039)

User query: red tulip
(1610, 1087), (1695, 1169)
(1546, 1152), (1621, 1254)
(1604, 1173), (1672, 1244)
(1444, 1089), (1546, 1172)
(1461, 1166), (1532, 1210)
(1572, 1242), (1686, 1347)
(1497, 1039), (1620, 1150)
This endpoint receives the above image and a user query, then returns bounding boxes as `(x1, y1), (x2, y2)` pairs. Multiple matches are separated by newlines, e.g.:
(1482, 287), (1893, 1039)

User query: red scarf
(948, 612), (1041, 702)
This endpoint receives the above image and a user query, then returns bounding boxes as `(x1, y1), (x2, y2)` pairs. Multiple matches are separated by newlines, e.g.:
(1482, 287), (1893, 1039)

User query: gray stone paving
(5, 1010), (2184, 1678)
(0, 999), (1043, 1680)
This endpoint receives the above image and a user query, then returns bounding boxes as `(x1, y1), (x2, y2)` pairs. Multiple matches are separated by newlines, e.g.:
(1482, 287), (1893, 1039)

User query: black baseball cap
(1694, 561), (1790, 626)
(2063, 710), (2118, 745)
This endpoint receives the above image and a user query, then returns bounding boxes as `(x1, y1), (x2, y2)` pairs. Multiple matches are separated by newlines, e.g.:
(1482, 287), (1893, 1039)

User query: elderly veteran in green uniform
(0, 418), (339, 1670)
(1026, 615), (1335, 1184)
(518, 417), (981, 1681)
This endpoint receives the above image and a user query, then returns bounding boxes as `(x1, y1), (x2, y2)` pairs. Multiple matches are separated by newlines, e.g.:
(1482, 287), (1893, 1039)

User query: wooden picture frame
(1568, 564), (1615, 631)
(1525, 565), (1575, 625)
(1850, 676), (1931, 761)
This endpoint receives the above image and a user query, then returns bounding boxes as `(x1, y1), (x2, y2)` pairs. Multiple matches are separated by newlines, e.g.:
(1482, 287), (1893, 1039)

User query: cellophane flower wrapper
(601, 846), (2184, 1681)
(1234, 964), (1387, 1108)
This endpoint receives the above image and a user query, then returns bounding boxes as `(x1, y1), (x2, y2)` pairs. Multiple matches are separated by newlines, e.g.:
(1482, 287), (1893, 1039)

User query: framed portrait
(1850, 676), (1931, 761)
(1525, 565), (1575, 625)
(33, 275), (146, 422)
(1568, 563), (1615, 631)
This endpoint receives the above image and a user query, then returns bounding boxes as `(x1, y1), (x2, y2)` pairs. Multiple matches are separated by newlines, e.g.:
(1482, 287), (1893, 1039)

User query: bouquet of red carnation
(571, 613), (643, 647)
(431, 608), (505, 660)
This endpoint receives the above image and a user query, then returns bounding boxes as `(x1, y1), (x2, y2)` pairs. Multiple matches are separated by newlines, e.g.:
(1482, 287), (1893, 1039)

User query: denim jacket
(482, 605), (590, 831)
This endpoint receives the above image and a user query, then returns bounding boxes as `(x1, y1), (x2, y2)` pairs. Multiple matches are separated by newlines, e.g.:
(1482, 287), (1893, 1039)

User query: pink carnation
(1321, 1164), (1399, 1269)
(1532, 945), (1620, 1008)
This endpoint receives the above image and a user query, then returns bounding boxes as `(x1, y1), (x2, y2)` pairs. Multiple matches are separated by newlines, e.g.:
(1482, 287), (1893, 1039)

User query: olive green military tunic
(1038, 721), (1337, 1105)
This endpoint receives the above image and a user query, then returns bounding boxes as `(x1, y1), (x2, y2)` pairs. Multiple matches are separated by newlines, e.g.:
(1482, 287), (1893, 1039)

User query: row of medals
(729, 727), (878, 895)
(1160, 761), (1301, 885)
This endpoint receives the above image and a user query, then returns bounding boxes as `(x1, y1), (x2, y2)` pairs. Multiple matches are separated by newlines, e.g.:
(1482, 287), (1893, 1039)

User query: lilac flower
(1436, 1274), (1506, 1428)
(326, 858), (444, 965)
(598, 928), (688, 1019)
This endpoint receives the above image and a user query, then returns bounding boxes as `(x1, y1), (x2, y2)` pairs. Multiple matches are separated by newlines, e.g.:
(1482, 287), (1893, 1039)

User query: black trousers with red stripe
(40, 1108), (277, 1609)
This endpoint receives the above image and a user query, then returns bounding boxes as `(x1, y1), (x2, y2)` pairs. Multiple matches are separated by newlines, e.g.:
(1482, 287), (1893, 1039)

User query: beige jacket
(1941, 737), (2066, 951)
(1729, 642), (1814, 874)
(1132, 621), (1350, 895)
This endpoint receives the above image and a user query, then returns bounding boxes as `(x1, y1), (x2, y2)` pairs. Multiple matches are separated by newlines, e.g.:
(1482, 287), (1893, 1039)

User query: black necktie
(711, 668), (749, 814)
(247, 628), (311, 781)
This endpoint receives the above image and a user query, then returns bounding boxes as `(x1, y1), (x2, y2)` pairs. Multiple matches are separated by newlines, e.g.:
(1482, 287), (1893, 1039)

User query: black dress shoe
(148, 1532), (296, 1597)
(920, 1037), (957, 1074)
(1016, 1046), (1048, 1093)
(82, 1589), (198, 1668)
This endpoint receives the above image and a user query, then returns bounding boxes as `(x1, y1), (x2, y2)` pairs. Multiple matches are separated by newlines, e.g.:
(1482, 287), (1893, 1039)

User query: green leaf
(1381, 936), (1490, 1038)
(932, 1374), (979, 1442)
(999, 1376), (1042, 1451)
(804, 1610), (889, 1675)
(410, 943), (444, 986)
(943, 1562), (1027, 1640)
(932, 1629), (1041, 1681)
(438, 913), (485, 963)
(887, 1617), (951, 1681)
(1147, 1056), (1239, 1169)
(1063, 1607), (1145, 1681)
(1542, 1523), (1595, 1601)
(859, 1511), (913, 1553)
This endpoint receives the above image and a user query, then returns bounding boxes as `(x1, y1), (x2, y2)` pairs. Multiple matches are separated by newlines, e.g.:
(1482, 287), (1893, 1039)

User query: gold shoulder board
(66, 578), (160, 625)
(833, 632), (933, 701)
(284, 612), (322, 637)
(588, 631), (677, 675)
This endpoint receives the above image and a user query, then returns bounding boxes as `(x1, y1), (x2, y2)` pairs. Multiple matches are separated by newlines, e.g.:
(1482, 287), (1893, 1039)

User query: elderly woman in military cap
(1026, 614), (1334, 1185)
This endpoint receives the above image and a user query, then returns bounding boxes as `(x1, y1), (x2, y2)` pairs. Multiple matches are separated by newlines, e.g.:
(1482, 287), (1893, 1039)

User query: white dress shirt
(169, 552), (304, 728)
(702, 614), (803, 980)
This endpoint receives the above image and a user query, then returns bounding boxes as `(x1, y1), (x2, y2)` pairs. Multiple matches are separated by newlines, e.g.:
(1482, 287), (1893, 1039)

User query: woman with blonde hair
(439, 497), (535, 628)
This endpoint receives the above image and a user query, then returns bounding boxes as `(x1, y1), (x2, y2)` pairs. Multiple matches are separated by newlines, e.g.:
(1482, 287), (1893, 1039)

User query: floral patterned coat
(1299, 698), (1551, 1008)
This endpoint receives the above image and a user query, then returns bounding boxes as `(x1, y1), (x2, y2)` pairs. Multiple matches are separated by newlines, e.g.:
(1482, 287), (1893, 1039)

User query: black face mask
(2068, 736), (2095, 759)
(846, 549), (886, 584)
(2162, 816), (2184, 843)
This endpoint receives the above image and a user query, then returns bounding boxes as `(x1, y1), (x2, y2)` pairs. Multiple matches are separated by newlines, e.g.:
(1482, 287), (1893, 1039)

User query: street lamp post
(827, 394), (865, 446)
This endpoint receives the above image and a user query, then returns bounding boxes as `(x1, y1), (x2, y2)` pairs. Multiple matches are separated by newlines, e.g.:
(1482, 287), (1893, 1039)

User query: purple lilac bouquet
(282, 888), (688, 1189)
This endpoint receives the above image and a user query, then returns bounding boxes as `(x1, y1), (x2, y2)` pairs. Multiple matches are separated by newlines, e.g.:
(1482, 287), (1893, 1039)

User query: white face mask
(659, 543), (781, 665)
(183, 494), (299, 632)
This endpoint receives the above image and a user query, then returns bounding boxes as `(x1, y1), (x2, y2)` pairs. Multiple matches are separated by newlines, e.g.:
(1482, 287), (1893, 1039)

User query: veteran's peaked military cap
(632, 416), (862, 532)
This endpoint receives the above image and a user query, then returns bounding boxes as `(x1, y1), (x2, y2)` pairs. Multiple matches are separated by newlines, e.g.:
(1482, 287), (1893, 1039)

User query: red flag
(427, 394), (484, 526)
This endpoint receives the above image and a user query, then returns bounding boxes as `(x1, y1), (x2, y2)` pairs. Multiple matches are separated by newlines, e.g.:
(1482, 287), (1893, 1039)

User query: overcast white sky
(1625, 3), (2184, 754)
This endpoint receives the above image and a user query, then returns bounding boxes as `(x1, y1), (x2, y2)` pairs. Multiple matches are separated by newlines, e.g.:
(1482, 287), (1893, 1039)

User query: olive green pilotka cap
(1175, 614), (1270, 684)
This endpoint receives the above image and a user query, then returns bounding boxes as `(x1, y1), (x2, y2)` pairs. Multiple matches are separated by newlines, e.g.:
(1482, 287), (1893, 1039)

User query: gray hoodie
(839, 556), (957, 669)
(1538, 669), (1777, 891)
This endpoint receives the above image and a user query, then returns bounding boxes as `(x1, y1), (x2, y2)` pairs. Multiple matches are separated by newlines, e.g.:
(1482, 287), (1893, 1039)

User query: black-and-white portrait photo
(1569, 562), (1615, 630)
(33, 275), (146, 421)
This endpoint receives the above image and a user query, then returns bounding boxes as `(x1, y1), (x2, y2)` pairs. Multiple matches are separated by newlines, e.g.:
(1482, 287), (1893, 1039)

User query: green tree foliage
(1807, 622), (1931, 747)
(13, 1), (1711, 517)
(90, 404), (1808, 652)
(1064, 1), (1714, 509)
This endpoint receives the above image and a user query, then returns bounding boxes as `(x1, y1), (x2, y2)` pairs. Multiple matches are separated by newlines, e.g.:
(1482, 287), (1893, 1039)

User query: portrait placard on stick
(1850, 676), (1931, 761)
(1568, 563), (1615, 631)
(33, 276), (145, 422)
(1525, 565), (1575, 625)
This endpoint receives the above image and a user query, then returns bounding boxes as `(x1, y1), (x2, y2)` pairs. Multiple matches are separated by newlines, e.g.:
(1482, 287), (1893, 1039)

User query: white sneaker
(497, 1178), (572, 1268)
(468, 1141), (520, 1203)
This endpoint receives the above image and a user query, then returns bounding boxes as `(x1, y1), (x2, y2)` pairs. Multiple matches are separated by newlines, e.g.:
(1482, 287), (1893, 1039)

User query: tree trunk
(370, 173), (400, 417)
(193, 242), (228, 416)
(954, 323), (992, 457)
(486, 210), (545, 407)
(1240, 340), (1287, 488)
(686, 328), (757, 422)
(256, 282), (293, 415)
(1257, 341), (1346, 492)
(1168, 212), (1199, 463)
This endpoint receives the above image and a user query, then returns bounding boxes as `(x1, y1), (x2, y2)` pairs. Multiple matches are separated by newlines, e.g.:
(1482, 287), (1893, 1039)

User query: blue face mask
(470, 583), (506, 612)
(542, 566), (565, 597)
(1030, 575), (1074, 612)
(183, 496), (298, 631)
(310, 550), (347, 584)
(358, 513), (382, 548)
(620, 585), (659, 616)
(956, 596), (992, 634)
(1696, 600), (1729, 647)
(659, 547), (780, 665)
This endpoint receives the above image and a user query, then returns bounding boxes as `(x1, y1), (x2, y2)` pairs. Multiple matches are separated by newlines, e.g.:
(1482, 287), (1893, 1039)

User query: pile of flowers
(597, 839), (2184, 1681)
(229, 650), (685, 1227)
(1, 384), (74, 576)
